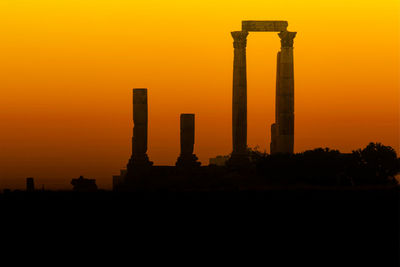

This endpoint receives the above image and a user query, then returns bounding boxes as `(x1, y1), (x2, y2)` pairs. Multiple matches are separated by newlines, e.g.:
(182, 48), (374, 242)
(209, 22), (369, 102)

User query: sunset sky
(0, 0), (399, 189)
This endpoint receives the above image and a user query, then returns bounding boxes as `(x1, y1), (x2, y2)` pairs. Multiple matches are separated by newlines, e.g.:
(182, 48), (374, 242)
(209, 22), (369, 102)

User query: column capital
(231, 31), (249, 49)
(278, 31), (297, 48)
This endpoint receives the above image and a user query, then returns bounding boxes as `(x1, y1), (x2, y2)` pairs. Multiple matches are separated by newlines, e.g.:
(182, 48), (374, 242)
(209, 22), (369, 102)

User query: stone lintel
(242, 20), (288, 32)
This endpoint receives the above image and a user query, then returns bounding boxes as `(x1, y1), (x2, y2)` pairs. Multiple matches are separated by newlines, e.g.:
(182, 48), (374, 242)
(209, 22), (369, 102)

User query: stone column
(274, 31), (296, 154)
(127, 88), (152, 169)
(176, 114), (200, 167)
(231, 31), (249, 164)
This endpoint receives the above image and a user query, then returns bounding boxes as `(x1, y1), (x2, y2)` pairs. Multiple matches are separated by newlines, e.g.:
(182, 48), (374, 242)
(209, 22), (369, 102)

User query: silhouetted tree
(254, 144), (399, 186)
(254, 152), (297, 183)
(296, 148), (349, 185)
(248, 146), (267, 163)
(351, 143), (399, 184)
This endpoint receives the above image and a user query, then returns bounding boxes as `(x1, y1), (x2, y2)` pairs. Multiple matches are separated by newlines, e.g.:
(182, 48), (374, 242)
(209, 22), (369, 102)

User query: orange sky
(0, 0), (399, 190)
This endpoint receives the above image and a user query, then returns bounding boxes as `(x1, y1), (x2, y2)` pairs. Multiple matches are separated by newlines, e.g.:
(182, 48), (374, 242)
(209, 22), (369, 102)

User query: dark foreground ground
(1, 186), (399, 265)
(1, 185), (399, 200)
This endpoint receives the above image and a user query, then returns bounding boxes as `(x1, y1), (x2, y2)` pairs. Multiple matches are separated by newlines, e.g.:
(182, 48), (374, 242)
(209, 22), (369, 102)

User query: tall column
(274, 31), (296, 154)
(176, 114), (200, 167)
(231, 31), (249, 164)
(127, 88), (152, 170)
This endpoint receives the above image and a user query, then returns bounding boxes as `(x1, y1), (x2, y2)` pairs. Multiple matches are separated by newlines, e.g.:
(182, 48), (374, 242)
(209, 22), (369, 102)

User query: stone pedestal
(127, 88), (153, 171)
(176, 114), (200, 167)
(271, 31), (296, 154)
(231, 31), (250, 165)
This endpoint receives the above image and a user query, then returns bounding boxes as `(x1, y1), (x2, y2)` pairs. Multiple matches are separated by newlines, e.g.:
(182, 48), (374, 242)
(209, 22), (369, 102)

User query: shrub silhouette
(254, 143), (399, 186)
(351, 142), (399, 184)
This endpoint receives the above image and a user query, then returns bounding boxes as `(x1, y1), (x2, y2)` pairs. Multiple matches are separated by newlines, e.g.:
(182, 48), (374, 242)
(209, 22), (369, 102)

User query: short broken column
(176, 114), (200, 167)
(127, 88), (153, 170)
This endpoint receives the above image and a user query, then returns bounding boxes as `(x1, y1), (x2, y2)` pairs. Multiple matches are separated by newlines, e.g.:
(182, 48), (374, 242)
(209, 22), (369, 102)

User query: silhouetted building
(26, 177), (34, 192)
(71, 176), (97, 192)
(209, 156), (229, 166)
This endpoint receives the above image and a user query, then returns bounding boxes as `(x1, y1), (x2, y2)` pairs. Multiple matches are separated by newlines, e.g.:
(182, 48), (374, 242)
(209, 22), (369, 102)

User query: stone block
(242, 20), (288, 32)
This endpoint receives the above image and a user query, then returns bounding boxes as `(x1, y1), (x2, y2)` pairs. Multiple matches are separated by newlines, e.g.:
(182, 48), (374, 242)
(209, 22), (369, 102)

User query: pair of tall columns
(231, 30), (296, 160)
(128, 89), (199, 171)
(231, 31), (249, 164)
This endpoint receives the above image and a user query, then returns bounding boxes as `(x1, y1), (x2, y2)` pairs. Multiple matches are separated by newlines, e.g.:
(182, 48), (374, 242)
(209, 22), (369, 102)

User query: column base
(123, 155), (153, 188)
(127, 154), (153, 171)
(175, 154), (201, 168)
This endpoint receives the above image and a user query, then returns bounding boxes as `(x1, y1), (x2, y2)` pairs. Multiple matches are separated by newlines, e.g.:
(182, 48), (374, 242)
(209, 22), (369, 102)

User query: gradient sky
(0, 0), (399, 190)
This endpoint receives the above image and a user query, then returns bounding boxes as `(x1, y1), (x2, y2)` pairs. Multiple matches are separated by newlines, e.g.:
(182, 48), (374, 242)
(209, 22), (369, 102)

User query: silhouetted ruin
(115, 85), (399, 191)
(231, 21), (296, 165)
(114, 20), (299, 191)
(109, 20), (400, 192)
(71, 176), (98, 192)
(1, 20), (398, 196)
(0, 16), (398, 266)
